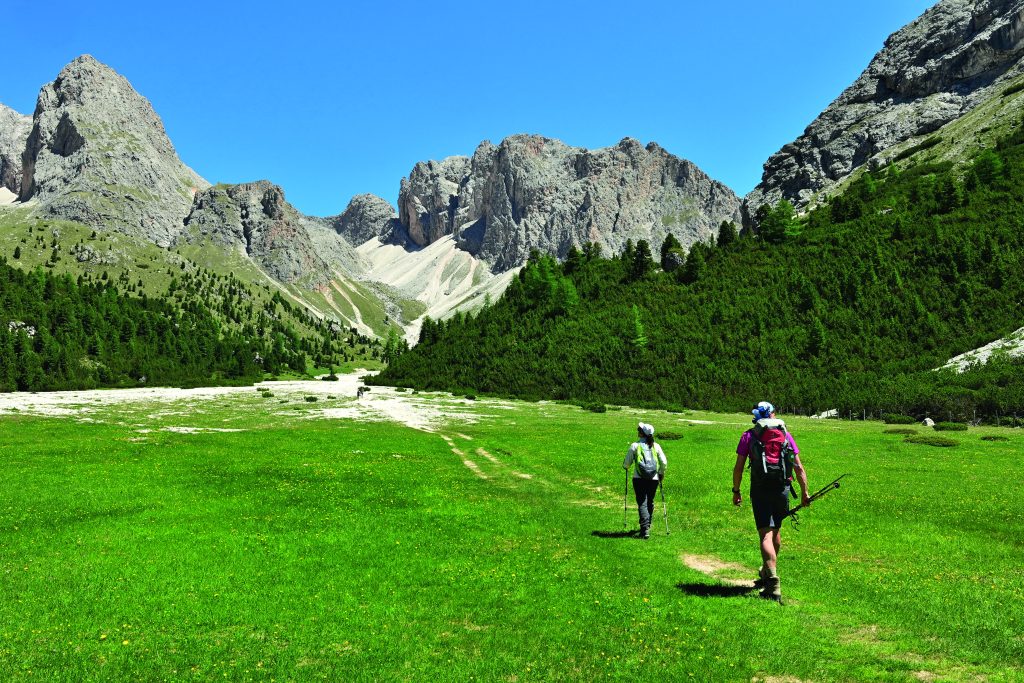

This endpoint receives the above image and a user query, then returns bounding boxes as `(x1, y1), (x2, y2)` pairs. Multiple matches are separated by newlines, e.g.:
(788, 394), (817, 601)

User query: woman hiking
(732, 401), (810, 602)
(622, 422), (667, 539)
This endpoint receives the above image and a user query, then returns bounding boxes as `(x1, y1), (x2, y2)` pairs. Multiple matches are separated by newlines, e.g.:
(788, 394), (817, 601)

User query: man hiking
(732, 401), (809, 602)
(622, 422), (667, 539)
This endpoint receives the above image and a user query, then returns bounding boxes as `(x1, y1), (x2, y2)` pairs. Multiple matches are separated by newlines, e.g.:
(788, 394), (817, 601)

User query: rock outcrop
(20, 55), (207, 245)
(0, 103), (31, 195)
(745, 0), (1024, 223)
(332, 193), (405, 245)
(397, 135), (741, 270)
(180, 181), (362, 285)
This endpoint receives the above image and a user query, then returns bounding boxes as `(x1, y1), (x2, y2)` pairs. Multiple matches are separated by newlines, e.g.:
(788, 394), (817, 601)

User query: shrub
(883, 428), (917, 435)
(321, 374), (339, 381)
(304, 396), (318, 403)
(394, 387), (408, 392)
(658, 431), (683, 440)
(583, 403), (607, 413)
(905, 435), (958, 447)
(261, 391), (275, 398)
(1002, 80), (1024, 97)
(465, 394), (477, 401)
(883, 413), (917, 425)
(665, 406), (686, 414)
(934, 422), (968, 431)
(980, 435), (1009, 442)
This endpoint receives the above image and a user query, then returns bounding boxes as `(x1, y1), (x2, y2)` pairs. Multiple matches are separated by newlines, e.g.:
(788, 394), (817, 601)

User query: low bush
(905, 435), (958, 447)
(583, 403), (607, 413)
(883, 428), (917, 435)
(1003, 80), (1024, 97)
(261, 391), (275, 398)
(465, 394), (477, 401)
(980, 435), (1009, 442)
(658, 431), (683, 440)
(934, 422), (968, 431)
(304, 396), (318, 403)
(883, 413), (917, 425)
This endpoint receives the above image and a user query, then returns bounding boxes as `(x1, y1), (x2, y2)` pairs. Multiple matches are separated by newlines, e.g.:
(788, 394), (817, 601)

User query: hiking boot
(759, 576), (782, 603)
(641, 528), (650, 539)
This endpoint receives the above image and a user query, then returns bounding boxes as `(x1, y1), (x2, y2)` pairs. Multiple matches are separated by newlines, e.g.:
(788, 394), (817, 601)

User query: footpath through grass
(0, 392), (1021, 681)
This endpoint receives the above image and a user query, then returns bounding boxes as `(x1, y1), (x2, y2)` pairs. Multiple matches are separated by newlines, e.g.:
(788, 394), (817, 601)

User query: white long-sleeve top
(622, 441), (667, 480)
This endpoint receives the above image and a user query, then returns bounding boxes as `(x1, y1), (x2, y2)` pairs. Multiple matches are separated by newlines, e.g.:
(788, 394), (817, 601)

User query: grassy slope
(0, 206), (404, 340)
(0, 391), (1019, 681)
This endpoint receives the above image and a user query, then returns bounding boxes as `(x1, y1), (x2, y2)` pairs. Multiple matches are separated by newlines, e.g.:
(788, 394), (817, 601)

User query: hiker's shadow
(676, 582), (756, 598)
(591, 530), (639, 539)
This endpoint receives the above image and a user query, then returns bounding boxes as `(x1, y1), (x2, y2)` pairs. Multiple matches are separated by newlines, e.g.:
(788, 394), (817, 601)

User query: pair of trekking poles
(623, 471), (670, 536)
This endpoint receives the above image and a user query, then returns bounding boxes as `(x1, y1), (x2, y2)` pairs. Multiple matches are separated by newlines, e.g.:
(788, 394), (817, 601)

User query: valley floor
(0, 372), (1020, 681)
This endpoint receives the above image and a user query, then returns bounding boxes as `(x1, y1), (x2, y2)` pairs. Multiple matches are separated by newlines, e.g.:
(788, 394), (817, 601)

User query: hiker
(732, 401), (809, 602)
(622, 422), (667, 539)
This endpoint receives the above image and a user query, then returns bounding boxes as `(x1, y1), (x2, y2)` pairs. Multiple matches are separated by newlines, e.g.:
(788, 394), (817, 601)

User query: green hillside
(0, 211), (387, 391)
(375, 118), (1024, 421)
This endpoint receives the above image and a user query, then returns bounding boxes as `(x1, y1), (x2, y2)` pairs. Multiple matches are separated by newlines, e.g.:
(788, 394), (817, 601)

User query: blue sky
(6, 1), (935, 217)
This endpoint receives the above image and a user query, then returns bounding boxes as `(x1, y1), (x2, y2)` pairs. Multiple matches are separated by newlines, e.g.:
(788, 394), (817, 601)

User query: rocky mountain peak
(20, 54), (207, 245)
(0, 103), (31, 196)
(396, 134), (741, 271)
(745, 0), (1024, 224)
(333, 193), (403, 246)
(180, 180), (346, 285)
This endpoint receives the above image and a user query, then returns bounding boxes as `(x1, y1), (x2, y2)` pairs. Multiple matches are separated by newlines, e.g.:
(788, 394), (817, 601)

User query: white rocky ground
(357, 235), (519, 343)
(0, 371), (493, 432)
(0, 187), (16, 205)
(940, 326), (1024, 372)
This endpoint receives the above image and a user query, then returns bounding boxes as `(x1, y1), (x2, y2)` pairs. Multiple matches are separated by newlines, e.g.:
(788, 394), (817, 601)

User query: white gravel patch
(0, 370), (489, 432)
(941, 326), (1024, 372)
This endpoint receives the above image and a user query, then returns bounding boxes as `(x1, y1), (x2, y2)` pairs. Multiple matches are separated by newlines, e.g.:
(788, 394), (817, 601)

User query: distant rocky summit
(19, 55), (207, 245)
(332, 193), (405, 245)
(180, 181), (362, 286)
(0, 104), (31, 195)
(393, 135), (741, 270)
(745, 0), (1024, 223)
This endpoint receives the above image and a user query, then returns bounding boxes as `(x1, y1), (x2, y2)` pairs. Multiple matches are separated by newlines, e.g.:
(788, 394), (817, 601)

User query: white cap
(638, 422), (654, 437)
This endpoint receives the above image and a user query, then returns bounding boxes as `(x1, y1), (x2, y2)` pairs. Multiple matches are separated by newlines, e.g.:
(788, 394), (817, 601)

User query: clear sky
(5, 1), (936, 217)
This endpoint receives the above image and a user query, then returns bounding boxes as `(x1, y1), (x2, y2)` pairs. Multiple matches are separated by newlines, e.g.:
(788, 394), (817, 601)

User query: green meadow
(0, 387), (1021, 681)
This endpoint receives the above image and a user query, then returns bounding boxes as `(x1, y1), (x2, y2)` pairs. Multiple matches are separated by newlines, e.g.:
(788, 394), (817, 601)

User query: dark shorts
(750, 485), (790, 529)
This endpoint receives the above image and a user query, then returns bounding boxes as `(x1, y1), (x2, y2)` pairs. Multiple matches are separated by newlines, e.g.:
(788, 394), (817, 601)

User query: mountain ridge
(745, 0), (1024, 223)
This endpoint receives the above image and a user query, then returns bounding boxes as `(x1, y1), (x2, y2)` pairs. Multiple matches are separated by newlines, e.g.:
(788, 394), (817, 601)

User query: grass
(0, 391), (1021, 681)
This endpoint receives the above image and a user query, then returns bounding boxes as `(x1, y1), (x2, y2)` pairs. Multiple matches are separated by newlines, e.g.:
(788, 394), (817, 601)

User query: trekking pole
(660, 478), (670, 536)
(623, 469), (629, 530)
(782, 474), (849, 529)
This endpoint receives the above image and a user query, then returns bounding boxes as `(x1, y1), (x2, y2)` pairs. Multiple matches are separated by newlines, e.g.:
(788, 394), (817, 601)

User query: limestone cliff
(20, 55), (207, 245)
(0, 103), (31, 195)
(180, 181), (362, 286)
(746, 0), (1024, 222)
(395, 135), (741, 270)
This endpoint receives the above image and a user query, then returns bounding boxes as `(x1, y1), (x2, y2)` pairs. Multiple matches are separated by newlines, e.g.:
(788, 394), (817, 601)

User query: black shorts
(750, 485), (790, 529)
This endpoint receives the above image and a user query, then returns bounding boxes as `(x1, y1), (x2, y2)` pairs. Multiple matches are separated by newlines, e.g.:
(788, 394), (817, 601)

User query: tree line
(0, 259), (383, 392)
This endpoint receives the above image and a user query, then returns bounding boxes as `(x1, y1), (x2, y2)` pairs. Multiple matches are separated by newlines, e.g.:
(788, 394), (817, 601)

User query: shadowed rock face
(20, 55), (207, 245)
(181, 181), (356, 286)
(0, 104), (31, 195)
(332, 193), (405, 246)
(396, 134), (741, 271)
(745, 0), (1024, 224)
